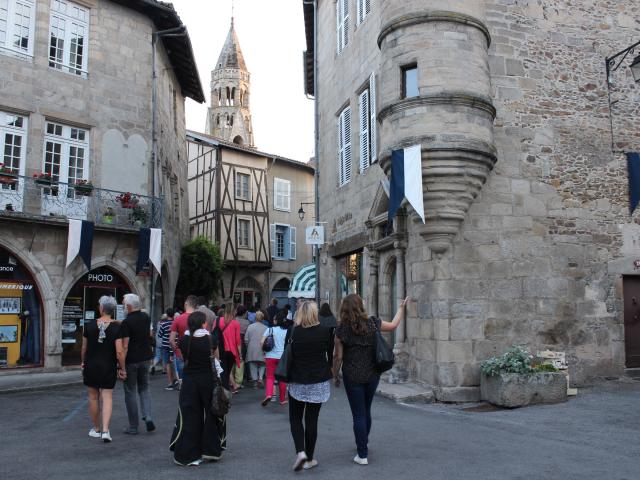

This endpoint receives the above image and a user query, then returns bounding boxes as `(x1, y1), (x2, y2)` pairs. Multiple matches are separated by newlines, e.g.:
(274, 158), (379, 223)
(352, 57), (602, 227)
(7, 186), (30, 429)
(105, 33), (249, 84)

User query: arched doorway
(271, 277), (290, 309)
(0, 246), (43, 368)
(62, 266), (132, 366)
(234, 276), (262, 309)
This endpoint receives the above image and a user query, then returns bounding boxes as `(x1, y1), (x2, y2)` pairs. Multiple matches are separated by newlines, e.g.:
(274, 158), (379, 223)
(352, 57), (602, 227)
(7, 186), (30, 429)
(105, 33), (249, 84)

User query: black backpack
(211, 317), (230, 358)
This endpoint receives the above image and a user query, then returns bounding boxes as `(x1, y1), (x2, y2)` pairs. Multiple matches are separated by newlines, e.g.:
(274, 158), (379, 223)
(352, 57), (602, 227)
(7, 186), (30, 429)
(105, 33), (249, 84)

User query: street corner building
(303, 0), (640, 400)
(187, 18), (316, 309)
(0, 0), (204, 370)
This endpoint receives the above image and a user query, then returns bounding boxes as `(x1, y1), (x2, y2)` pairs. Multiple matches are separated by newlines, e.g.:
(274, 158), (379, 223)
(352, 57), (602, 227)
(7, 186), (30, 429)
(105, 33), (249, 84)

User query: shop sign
(305, 226), (325, 245)
(0, 265), (15, 272)
(0, 283), (33, 290)
(62, 297), (82, 344)
(86, 273), (115, 283)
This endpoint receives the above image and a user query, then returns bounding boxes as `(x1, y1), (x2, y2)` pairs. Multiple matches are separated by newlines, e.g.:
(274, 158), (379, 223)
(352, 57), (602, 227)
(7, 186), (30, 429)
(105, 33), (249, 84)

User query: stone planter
(480, 372), (567, 408)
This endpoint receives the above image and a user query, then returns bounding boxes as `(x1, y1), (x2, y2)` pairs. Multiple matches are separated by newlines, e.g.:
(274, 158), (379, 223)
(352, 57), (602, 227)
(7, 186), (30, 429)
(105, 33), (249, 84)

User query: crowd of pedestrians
(80, 289), (409, 471)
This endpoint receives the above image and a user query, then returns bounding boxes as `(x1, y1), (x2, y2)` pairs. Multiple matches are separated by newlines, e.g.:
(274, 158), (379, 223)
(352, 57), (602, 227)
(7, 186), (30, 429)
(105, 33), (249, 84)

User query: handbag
(275, 327), (294, 382)
(372, 317), (395, 373)
(207, 336), (232, 417)
(262, 327), (275, 352)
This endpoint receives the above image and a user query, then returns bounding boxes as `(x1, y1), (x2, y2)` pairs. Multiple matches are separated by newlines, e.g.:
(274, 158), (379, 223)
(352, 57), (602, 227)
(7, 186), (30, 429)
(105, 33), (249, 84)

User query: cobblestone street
(1, 377), (638, 480)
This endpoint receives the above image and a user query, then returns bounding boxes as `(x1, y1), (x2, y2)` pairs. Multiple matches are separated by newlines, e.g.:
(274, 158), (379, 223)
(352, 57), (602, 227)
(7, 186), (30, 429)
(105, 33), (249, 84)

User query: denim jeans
(174, 356), (184, 379)
(124, 360), (153, 429)
(342, 373), (380, 459)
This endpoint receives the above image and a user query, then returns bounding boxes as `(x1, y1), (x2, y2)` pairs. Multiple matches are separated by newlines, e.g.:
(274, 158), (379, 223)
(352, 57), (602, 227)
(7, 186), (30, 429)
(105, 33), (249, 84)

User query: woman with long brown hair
(216, 304), (242, 392)
(333, 293), (408, 465)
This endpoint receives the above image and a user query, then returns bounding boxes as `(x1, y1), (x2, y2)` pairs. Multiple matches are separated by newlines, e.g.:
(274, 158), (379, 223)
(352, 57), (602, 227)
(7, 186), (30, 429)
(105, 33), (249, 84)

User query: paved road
(1, 375), (639, 480)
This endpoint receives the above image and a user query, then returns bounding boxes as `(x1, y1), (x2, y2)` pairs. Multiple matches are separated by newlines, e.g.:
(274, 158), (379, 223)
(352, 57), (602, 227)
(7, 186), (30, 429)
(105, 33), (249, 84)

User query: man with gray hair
(121, 293), (155, 434)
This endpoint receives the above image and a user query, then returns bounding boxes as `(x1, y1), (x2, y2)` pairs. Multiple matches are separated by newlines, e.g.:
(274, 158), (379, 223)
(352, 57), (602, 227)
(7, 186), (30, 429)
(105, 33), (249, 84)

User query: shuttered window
(338, 106), (352, 187)
(358, 73), (377, 173)
(336, 0), (349, 54)
(274, 177), (291, 211)
(356, 0), (370, 26)
(270, 224), (296, 260)
(289, 226), (296, 260)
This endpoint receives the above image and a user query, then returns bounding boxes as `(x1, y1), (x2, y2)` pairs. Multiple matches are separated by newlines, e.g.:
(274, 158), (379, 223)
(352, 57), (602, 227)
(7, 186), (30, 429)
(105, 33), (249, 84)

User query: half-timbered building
(187, 131), (314, 307)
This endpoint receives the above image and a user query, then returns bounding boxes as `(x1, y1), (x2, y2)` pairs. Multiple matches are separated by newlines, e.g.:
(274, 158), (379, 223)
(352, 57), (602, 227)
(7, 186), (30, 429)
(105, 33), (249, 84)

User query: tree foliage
(175, 236), (223, 305)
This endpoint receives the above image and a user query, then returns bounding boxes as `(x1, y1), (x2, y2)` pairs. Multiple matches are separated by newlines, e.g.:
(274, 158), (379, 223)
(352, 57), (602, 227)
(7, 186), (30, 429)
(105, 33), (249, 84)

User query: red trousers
(264, 358), (287, 402)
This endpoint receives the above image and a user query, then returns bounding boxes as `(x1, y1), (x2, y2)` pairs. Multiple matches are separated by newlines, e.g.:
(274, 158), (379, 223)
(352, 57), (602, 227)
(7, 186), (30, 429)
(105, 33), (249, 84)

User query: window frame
(237, 216), (252, 249)
(0, 111), (28, 192)
(401, 63), (419, 99)
(336, 0), (349, 54)
(273, 177), (291, 212)
(42, 120), (90, 197)
(0, 0), (36, 59)
(235, 171), (251, 201)
(48, 0), (90, 78)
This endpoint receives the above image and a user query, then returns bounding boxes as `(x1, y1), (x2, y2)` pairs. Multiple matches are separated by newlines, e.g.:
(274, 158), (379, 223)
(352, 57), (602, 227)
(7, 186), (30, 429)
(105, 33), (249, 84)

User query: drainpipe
(151, 24), (186, 319)
(303, 0), (320, 305)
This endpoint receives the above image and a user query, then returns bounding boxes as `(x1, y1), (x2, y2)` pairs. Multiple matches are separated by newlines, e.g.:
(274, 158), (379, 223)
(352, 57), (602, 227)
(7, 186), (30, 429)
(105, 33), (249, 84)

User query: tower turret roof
(215, 19), (247, 71)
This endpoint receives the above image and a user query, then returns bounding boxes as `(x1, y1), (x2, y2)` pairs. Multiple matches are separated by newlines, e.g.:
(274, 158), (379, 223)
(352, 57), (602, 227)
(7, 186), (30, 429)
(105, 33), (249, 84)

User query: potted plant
(116, 192), (139, 209)
(103, 207), (115, 224)
(480, 345), (567, 408)
(131, 204), (148, 226)
(33, 172), (55, 187)
(73, 179), (94, 196)
(0, 163), (18, 185)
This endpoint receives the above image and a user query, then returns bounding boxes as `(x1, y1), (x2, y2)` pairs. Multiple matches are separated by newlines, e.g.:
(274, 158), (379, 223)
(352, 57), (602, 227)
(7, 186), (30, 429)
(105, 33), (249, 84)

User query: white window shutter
(336, 0), (342, 53)
(356, 0), (362, 26)
(338, 111), (345, 186)
(369, 73), (377, 163)
(359, 89), (370, 173)
(290, 226), (297, 260)
(274, 178), (280, 209)
(284, 180), (291, 210)
(365, 0), (371, 17)
(342, 0), (349, 48)
(270, 223), (276, 258)
(343, 107), (352, 184)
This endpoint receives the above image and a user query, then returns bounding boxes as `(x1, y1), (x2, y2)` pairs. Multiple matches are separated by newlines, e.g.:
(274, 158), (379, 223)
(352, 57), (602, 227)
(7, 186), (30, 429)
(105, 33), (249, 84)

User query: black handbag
(262, 327), (275, 352)
(207, 336), (231, 416)
(275, 327), (294, 382)
(372, 317), (394, 373)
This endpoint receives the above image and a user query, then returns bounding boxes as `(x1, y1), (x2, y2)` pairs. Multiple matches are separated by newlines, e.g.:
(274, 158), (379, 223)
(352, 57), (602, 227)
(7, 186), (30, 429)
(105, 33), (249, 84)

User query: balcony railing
(0, 174), (163, 229)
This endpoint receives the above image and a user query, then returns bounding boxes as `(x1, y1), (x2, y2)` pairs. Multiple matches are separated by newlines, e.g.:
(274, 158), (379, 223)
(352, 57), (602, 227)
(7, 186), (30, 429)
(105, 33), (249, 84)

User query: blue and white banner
(66, 219), (94, 270)
(136, 228), (162, 275)
(627, 152), (640, 215)
(388, 144), (425, 228)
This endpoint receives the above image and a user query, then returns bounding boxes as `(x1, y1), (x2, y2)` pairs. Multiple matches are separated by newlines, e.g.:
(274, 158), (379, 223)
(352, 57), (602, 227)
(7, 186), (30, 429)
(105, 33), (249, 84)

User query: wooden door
(623, 276), (640, 368)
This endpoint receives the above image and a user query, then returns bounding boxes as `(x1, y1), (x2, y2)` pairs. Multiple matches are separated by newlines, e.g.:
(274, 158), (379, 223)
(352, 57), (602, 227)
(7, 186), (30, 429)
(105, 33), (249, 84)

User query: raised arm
(380, 297), (410, 332)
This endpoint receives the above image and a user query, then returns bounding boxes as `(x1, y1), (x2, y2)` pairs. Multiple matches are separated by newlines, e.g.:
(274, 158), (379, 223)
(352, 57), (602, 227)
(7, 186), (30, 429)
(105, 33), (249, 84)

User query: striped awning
(288, 263), (316, 299)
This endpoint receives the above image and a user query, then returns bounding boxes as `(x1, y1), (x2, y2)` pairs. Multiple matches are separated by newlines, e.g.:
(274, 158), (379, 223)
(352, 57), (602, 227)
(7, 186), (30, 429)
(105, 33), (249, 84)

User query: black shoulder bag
(208, 335), (232, 417)
(275, 327), (295, 382)
(372, 317), (395, 373)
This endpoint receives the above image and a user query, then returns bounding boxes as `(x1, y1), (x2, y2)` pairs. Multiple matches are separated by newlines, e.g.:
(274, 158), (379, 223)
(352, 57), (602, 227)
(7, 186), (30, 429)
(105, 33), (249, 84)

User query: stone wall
(313, 0), (640, 396)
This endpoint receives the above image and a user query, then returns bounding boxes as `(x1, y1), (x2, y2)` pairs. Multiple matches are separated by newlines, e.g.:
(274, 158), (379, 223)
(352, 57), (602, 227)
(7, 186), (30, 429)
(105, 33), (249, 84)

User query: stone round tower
(377, 1), (497, 253)
(207, 18), (254, 147)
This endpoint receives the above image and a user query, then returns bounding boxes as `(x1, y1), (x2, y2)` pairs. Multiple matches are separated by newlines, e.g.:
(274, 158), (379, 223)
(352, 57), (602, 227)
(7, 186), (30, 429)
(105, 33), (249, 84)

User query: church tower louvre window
(207, 17), (255, 148)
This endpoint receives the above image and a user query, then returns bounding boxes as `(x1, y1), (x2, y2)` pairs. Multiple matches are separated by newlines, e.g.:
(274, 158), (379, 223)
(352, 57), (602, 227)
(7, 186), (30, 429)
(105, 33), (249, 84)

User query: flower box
(480, 372), (567, 408)
(35, 178), (56, 187)
(0, 173), (18, 185)
(74, 185), (94, 197)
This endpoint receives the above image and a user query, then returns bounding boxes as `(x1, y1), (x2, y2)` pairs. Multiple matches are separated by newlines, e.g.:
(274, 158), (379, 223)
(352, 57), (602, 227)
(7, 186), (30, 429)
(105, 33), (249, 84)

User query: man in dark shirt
(266, 298), (279, 325)
(121, 293), (155, 435)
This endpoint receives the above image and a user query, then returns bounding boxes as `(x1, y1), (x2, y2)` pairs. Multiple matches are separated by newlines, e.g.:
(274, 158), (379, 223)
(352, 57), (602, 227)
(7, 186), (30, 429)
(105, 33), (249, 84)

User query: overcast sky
(170, 0), (314, 162)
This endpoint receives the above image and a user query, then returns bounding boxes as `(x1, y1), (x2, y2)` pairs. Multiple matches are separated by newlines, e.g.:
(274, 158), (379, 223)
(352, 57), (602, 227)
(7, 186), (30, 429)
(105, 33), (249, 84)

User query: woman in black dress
(81, 295), (126, 443)
(170, 311), (226, 466)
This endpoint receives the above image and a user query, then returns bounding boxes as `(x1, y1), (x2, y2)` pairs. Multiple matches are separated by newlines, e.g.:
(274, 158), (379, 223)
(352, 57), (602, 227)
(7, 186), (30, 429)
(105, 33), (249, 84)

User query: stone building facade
(0, 0), (203, 370)
(303, 0), (640, 400)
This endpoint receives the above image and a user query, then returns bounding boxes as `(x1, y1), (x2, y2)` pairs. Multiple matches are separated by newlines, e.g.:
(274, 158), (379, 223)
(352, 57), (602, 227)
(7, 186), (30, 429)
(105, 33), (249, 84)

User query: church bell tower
(206, 18), (255, 147)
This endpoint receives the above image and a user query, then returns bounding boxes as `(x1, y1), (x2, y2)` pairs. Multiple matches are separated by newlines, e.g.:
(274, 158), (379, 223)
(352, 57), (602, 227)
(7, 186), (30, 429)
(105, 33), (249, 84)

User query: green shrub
(480, 345), (535, 376)
(534, 363), (559, 373)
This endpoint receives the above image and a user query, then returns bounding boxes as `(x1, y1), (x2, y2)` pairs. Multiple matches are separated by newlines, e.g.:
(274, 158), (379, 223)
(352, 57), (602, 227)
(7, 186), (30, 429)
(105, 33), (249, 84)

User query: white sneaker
(101, 431), (112, 443)
(303, 459), (318, 470)
(88, 428), (101, 438)
(353, 455), (368, 465)
(293, 452), (308, 471)
(188, 459), (202, 466)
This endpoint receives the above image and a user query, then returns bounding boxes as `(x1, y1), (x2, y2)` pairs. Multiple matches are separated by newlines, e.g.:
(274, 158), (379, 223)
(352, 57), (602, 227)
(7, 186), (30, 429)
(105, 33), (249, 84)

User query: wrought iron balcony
(0, 174), (163, 229)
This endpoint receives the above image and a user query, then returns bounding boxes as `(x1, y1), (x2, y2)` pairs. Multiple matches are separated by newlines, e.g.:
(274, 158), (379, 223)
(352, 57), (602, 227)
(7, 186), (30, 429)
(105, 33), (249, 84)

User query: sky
(170, 0), (314, 162)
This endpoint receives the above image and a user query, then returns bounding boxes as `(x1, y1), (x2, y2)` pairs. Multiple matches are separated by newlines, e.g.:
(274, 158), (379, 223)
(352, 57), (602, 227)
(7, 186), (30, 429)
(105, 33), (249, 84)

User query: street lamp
(298, 202), (314, 221)
(606, 40), (640, 86)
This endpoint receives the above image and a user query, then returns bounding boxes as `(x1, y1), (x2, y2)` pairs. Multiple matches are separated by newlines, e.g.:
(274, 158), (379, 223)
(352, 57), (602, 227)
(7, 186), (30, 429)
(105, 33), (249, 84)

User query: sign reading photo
(0, 297), (21, 314)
